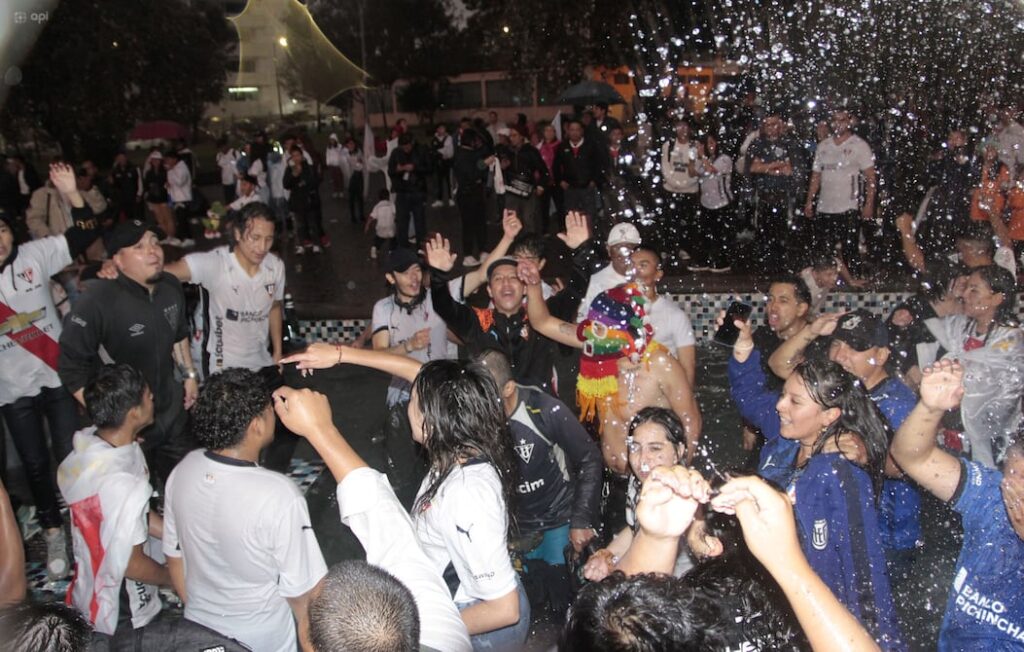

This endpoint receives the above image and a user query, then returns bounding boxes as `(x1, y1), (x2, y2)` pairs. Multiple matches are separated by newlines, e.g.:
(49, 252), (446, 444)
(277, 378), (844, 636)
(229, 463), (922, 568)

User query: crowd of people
(0, 99), (1022, 652)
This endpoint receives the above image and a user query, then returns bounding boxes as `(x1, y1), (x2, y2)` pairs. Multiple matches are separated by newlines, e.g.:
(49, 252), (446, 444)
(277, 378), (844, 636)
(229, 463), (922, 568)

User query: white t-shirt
(812, 135), (874, 214)
(0, 236), (71, 405)
(337, 467), (471, 652)
(216, 149), (239, 186)
(577, 264), (631, 321)
(268, 157), (289, 201)
(185, 246), (285, 372)
(372, 290), (452, 400)
(370, 200), (396, 238)
(163, 450), (327, 652)
(799, 266), (831, 315)
(414, 463), (517, 605)
(697, 154), (733, 209)
(227, 190), (261, 213)
(166, 160), (193, 204)
(647, 295), (696, 354)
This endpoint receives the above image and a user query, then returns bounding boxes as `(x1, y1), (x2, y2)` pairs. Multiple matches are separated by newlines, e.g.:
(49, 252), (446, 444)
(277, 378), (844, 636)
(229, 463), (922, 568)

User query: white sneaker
(463, 255), (479, 267)
(295, 244), (305, 255)
(45, 528), (69, 581)
(311, 244), (322, 254)
(370, 246), (377, 259)
(431, 200), (444, 208)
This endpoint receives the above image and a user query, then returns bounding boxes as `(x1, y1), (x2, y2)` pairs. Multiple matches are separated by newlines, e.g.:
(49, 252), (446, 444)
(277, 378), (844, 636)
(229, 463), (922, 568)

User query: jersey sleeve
(952, 460), (1003, 533)
(161, 472), (181, 558)
(269, 492), (328, 598)
(727, 349), (782, 441)
(443, 472), (517, 602)
(272, 259), (285, 301)
(371, 299), (390, 337)
(857, 141), (876, 170)
(183, 250), (218, 288)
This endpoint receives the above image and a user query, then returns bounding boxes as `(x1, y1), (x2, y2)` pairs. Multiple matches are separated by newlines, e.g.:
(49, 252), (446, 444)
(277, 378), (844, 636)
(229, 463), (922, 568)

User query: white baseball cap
(607, 222), (641, 246)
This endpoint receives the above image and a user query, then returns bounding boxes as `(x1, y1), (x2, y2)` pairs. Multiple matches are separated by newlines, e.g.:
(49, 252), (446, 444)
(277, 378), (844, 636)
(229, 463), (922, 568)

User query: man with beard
(59, 219), (197, 485)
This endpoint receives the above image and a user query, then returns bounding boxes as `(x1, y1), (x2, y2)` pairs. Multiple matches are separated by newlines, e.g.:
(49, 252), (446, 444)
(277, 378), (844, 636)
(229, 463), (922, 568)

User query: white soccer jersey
(162, 450), (327, 652)
(0, 236), (71, 405)
(812, 135), (875, 214)
(185, 246), (285, 372)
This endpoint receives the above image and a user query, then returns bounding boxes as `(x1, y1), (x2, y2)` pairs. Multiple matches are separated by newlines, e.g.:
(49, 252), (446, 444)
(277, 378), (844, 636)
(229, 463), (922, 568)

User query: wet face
(567, 122), (584, 143)
(705, 136), (717, 157)
(627, 422), (685, 483)
(776, 374), (838, 443)
(961, 271), (1003, 320)
(765, 282), (808, 335)
(829, 341), (887, 383)
(387, 264), (423, 299)
(956, 239), (991, 268)
(631, 250), (662, 288)
(234, 217), (275, 268)
(0, 222), (14, 266)
(608, 243), (637, 277)
(114, 231), (165, 285)
(816, 121), (831, 141)
(487, 264), (525, 315)
(831, 111), (852, 136)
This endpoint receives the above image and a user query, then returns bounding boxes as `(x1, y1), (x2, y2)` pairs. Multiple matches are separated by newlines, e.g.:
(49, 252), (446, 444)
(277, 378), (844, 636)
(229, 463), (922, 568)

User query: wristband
(182, 368), (199, 381)
(733, 341), (754, 354)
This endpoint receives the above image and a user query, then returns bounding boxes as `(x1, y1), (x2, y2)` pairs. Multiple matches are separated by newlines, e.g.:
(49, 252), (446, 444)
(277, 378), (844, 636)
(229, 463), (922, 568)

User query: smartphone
(713, 301), (753, 347)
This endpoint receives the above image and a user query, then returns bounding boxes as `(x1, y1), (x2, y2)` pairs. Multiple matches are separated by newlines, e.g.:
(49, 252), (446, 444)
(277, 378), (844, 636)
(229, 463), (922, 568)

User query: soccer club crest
(812, 519), (828, 550)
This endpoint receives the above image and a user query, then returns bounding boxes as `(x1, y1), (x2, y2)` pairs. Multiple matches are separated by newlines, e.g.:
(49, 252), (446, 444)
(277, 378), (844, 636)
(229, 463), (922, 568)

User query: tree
(1, 0), (230, 162)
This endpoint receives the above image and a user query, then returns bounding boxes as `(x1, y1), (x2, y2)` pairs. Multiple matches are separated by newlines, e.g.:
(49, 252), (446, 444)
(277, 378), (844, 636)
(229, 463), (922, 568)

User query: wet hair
(309, 561), (418, 652)
(510, 233), (546, 260)
(627, 407), (687, 448)
(475, 347), (514, 393)
(191, 368), (272, 450)
(226, 202), (275, 249)
(792, 357), (891, 497)
(919, 261), (967, 302)
(769, 274), (813, 307)
(84, 364), (147, 430)
(0, 601), (92, 651)
(411, 360), (519, 528)
(561, 572), (722, 651)
(972, 264), (1018, 326)
(956, 223), (996, 256)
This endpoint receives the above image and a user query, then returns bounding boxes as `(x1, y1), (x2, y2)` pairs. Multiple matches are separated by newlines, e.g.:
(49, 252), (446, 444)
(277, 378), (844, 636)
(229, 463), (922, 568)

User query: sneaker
(431, 200), (444, 208)
(45, 528), (69, 580)
(448, 199), (456, 207)
(370, 246), (377, 259)
(295, 244), (305, 255)
(311, 244), (322, 254)
(17, 505), (40, 541)
(463, 255), (479, 267)
(710, 265), (732, 274)
(678, 249), (692, 261)
(320, 235), (332, 249)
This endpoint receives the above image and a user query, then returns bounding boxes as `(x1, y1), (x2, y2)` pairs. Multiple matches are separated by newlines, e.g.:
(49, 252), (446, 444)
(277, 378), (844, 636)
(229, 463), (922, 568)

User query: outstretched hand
(635, 465), (710, 540)
(423, 234), (457, 272)
(49, 162), (78, 196)
(280, 342), (343, 375)
(919, 359), (964, 413)
(272, 386), (336, 440)
(558, 211), (590, 250)
(502, 209), (523, 241)
(808, 311), (845, 337)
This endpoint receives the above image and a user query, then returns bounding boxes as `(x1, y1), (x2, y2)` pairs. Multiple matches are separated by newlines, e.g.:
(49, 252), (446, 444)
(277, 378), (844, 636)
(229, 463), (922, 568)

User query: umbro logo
(128, 323), (145, 337)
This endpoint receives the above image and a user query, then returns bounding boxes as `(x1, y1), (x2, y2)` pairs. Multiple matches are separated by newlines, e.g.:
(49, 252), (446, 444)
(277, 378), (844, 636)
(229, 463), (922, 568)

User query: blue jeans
(458, 581), (531, 651)
(524, 523), (570, 566)
(1, 385), (79, 529)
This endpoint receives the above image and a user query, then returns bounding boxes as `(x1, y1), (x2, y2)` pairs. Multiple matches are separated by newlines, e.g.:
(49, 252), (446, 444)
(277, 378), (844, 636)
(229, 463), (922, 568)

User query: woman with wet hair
(726, 313), (906, 650)
(282, 343), (530, 651)
(583, 407), (692, 581)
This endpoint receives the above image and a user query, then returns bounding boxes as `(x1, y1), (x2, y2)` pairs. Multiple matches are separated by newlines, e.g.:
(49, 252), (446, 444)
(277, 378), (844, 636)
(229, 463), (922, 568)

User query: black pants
(436, 162), (452, 201)
(813, 210), (861, 270)
(348, 171), (365, 223)
(694, 204), (735, 269)
(458, 186), (487, 257)
(755, 193), (791, 272)
(663, 190), (699, 257)
(395, 191), (426, 248)
(294, 205), (323, 244)
(222, 184), (236, 205)
(0, 386), (79, 529)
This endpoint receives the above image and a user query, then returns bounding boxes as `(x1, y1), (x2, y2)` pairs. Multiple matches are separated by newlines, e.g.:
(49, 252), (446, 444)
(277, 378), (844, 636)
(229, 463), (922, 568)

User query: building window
(441, 81), (483, 111)
(485, 78), (532, 108)
(228, 87), (260, 102)
(365, 87), (394, 113)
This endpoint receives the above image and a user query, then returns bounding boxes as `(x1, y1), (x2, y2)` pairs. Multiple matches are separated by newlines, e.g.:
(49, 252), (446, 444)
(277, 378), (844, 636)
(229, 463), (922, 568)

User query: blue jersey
(870, 377), (923, 552)
(939, 460), (1024, 650)
(727, 350), (799, 487)
(791, 454), (907, 651)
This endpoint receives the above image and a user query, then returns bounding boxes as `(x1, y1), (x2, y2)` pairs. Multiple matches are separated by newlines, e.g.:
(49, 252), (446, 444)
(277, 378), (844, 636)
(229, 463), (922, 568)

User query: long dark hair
(793, 357), (890, 498)
(411, 360), (518, 528)
(974, 264), (1018, 327)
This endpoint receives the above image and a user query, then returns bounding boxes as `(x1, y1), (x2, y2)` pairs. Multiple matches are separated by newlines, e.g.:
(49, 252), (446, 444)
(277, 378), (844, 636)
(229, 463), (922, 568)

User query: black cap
(0, 207), (13, 229)
(833, 310), (889, 351)
(385, 248), (421, 274)
(240, 173), (258, 185)
(106, 219), (165, 257)
(486, 256), (519, 279)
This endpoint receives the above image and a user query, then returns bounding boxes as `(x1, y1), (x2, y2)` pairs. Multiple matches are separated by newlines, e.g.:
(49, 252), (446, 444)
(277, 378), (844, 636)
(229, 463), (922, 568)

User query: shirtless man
(519, 260), (701, 474)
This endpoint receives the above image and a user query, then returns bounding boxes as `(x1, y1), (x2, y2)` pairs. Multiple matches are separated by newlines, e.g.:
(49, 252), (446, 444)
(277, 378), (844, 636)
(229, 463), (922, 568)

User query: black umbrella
(557, 80), (626, 106)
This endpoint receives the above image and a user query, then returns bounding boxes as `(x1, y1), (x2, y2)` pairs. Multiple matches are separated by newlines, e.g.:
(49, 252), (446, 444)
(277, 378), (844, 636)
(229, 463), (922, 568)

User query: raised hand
(919, 359), (964, 413)
(714, 308), (753, 350)
(502, 209), (523, 241)
(517, 257), (542, 286)
(49, 163), (78, 196)
(710, 475), (799, 572)
(558, 211), (590, 250)
(809, 311), (845, 337)
(423, 233), (456, 272)
(635, 465), (710, 540)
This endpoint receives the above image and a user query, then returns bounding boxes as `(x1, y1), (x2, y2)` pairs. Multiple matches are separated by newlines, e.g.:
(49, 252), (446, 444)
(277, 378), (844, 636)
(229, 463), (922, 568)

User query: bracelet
(733, 341), (754, 354)
(182, 368), (199, 381)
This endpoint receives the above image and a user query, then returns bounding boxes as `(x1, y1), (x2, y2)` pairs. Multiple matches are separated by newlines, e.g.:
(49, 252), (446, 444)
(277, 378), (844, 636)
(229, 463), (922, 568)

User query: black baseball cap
(486, 256), (519, 280)
(833, 310), (889, 351)
(106, 219), (165, 257)
(385, 248), (421, 274)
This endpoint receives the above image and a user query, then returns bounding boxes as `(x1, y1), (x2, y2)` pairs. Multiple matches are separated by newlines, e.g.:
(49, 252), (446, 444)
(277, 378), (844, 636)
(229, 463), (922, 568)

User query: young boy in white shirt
(365, 189), (396, 259)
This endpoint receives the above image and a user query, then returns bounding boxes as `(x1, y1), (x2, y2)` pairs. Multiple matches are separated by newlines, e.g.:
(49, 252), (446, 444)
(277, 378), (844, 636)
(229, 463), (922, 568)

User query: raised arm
(461, 210), (522, 297)
(518, 258), (580, 348)
(281, 343), (423, 383)
(424, 235), (481, 339)
(890, 359), (965, 502)
(712, 476), (881, 652)
(767, 313), (843, 380)
(895, 212), (926, 272)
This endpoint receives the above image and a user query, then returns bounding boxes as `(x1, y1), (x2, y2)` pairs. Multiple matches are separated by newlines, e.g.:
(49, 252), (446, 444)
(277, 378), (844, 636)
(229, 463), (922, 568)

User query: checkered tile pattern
(25, 458), (326, 600)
